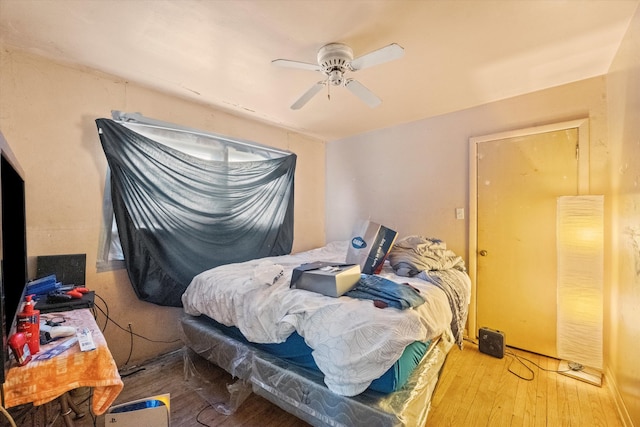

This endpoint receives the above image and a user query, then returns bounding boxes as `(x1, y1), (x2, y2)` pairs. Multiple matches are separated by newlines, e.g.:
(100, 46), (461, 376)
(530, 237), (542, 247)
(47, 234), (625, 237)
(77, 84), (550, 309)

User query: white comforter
(182, 241), (466, 396)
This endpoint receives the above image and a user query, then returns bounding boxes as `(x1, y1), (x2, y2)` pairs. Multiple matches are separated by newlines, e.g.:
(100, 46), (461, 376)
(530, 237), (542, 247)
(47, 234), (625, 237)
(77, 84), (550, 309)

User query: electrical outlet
(455, 208), (465, 220)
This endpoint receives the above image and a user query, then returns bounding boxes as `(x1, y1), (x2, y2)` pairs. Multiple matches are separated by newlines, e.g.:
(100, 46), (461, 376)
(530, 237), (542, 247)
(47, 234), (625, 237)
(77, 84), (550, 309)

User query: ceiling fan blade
(345, 79), (381, 108)
(272, 59), (321, 72)
(291, 81), (325, 110)
(350, 43), (404, 71)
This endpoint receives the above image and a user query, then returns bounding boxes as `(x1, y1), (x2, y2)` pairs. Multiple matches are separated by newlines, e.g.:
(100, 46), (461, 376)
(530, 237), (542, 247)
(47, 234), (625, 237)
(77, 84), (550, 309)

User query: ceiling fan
(272, 42), (404, 110)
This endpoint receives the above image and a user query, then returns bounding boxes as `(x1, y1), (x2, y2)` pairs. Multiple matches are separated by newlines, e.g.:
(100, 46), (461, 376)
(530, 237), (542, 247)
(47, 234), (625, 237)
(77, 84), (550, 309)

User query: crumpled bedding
(418, 269), (470, 347)
(388, 235), (466, 276)
(389, 236), (471, 347)
(182, 240), (469, 396)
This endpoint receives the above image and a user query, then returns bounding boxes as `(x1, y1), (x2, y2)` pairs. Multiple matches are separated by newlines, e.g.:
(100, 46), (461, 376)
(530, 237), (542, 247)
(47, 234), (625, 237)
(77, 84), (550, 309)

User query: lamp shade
(556, 195), (604, 372)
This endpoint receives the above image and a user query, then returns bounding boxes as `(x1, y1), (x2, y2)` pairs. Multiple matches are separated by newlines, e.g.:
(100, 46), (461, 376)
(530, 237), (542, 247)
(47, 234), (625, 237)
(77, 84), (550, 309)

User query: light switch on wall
(456, 208), (465, 220)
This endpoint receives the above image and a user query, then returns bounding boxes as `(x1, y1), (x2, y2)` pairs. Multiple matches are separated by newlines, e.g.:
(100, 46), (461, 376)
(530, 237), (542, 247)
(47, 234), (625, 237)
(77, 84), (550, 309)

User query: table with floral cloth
(2, 308), (123, 415)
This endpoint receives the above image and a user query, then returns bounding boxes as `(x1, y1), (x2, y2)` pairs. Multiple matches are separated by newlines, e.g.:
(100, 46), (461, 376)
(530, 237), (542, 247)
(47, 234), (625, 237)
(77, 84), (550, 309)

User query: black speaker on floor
(478, 327), (505, 359)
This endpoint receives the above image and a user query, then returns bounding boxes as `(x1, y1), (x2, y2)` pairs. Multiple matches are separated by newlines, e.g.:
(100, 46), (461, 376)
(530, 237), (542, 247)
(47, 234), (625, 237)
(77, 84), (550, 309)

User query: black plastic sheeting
(96, 119), (296, 306)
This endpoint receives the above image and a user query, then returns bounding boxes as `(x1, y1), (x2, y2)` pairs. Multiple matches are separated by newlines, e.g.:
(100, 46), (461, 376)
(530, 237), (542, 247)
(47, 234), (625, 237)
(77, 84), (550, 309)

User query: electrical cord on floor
(195, 399), (233, 427)
(7, 406), (30, 426)
(196, 404), (214, 426)
(505, 347), (578, 381)
(0, 405), (18, 427)
(504, 349), (535, 381)
(465, 337), (576, 381)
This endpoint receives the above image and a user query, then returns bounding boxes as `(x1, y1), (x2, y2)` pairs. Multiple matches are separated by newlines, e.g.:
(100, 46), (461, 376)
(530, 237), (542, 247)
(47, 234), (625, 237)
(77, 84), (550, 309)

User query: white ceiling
(0, 0), (638, 141)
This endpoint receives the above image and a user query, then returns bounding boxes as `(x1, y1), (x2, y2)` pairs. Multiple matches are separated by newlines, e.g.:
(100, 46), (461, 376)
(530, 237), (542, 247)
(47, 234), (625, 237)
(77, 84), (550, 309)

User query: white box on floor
(104, 393), (170, 427)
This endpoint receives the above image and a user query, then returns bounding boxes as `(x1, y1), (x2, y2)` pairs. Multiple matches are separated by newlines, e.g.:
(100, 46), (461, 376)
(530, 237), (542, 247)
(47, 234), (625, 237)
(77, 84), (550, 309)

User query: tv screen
(0, 132), (28, 387)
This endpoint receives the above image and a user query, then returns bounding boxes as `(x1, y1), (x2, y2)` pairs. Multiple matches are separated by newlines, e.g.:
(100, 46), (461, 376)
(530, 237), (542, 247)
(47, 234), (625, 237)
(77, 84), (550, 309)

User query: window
(96, 113), (290, 272)
(97, 169), (125, 272)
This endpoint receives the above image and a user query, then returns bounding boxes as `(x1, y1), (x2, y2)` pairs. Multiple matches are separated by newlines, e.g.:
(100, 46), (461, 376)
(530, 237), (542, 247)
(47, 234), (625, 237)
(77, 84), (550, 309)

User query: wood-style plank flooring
(428, 342), (623, 426)
(7, 342), (623, 426)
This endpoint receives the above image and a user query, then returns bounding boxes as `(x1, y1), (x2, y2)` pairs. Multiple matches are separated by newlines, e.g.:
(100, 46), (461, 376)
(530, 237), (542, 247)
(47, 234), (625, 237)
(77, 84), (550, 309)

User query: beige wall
(327, 77), (608, 257)
(607, 5), (640, 425)
(0, 48), (326, 366)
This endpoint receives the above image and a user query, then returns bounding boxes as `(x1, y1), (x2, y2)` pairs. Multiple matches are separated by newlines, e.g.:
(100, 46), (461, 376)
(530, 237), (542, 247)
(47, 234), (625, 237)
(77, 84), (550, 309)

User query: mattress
(193, 314), (431, 394)
(180, 313), (455, 427)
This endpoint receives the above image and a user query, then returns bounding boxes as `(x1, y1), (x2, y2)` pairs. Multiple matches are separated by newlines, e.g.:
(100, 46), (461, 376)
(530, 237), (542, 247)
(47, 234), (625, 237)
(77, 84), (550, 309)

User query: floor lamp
(556, 195), (604, 386)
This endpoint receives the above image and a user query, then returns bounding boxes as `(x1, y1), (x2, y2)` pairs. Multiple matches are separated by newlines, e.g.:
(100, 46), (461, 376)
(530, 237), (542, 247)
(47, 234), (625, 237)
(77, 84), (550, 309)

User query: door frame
(467, 118), (590, 341)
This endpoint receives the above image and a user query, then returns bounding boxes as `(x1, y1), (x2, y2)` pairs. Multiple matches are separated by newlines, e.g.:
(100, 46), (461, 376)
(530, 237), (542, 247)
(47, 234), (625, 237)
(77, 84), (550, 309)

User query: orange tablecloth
(2, 308), (123, 415)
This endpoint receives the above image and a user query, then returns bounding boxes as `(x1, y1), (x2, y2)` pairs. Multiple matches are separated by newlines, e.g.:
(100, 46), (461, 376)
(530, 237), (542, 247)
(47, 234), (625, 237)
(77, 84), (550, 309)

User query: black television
(0, 130), (28, 396)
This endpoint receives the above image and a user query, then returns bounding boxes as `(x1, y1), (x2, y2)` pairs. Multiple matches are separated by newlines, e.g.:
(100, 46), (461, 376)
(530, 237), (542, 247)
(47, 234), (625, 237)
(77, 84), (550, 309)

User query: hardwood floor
(428, 342), (623, 426)
(7, 343), (623, 426)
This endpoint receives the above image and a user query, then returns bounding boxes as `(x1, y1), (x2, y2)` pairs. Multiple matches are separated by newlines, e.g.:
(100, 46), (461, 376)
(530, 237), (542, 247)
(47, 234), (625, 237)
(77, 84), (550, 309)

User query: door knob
(479, 250), (488, 256)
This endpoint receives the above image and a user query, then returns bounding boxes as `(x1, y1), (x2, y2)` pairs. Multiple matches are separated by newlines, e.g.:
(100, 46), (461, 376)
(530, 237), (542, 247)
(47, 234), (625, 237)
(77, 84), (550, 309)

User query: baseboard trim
(606, 365), (634, 427)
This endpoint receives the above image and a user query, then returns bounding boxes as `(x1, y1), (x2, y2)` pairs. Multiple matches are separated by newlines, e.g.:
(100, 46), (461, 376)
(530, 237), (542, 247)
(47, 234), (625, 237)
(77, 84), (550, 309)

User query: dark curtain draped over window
(96, 119), (296, 306)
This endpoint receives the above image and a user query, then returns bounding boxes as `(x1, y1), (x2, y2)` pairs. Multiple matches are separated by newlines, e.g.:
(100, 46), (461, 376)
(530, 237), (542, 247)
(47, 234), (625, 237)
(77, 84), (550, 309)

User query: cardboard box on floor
(105, 393), (170, 427)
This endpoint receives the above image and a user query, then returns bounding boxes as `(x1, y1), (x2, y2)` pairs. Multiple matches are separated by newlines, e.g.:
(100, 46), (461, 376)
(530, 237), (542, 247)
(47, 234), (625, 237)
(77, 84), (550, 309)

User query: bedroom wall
(0, 48), (326, 366)
(607, 4), (640, 425)
(326, 77), (608, 257)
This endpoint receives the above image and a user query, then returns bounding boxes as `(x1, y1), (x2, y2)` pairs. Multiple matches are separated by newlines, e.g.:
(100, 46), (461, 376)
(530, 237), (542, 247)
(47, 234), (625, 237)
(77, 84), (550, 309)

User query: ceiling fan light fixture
(328, 69), (344, 86)
(272, 42), (404, 109)
(317, 43), (353, 72)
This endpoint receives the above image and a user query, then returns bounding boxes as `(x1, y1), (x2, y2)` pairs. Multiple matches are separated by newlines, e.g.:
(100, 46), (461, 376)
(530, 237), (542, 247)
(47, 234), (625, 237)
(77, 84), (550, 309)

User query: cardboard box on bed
(290, 262), (361, 297)
(346, 220), (398, 274)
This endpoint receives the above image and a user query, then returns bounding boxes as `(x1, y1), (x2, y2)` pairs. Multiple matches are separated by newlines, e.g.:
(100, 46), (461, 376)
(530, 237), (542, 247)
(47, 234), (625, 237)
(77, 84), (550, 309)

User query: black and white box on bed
(179, 236), (470, 427)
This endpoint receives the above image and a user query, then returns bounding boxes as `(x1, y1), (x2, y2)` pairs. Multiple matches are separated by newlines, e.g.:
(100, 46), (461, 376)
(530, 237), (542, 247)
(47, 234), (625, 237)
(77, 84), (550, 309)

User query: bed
(179, 237), (470, 426)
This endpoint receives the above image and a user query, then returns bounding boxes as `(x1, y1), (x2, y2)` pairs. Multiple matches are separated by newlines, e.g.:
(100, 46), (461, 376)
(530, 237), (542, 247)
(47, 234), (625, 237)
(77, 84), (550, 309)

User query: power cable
(0, 405), (17, 427)
(92, 293), (180, 344)
(465, 338), (576, 381)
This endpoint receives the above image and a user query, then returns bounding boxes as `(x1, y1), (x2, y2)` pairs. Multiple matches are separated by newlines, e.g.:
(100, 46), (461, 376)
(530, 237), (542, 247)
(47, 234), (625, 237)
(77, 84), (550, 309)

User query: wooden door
(470, 120), (588, 357)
